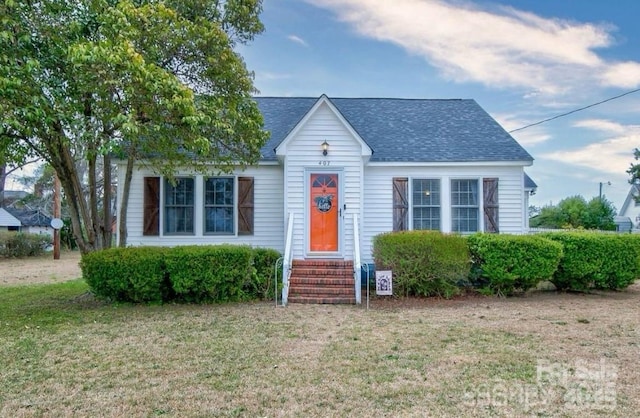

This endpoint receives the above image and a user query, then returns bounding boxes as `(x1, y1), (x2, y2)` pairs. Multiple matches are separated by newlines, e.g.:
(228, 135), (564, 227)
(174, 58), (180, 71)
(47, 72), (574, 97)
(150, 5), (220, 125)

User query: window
(164, 178), (194, 234)
(451, 179), (479, 233)
(412, 179), (440, 230)
(205, 177), (234, 234)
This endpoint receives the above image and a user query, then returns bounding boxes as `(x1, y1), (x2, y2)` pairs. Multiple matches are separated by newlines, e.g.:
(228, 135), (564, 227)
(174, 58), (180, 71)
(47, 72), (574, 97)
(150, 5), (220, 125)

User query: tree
(0, 0), (268, 253)
(628, 148), (640, 185)
(530, 195), (616, 230)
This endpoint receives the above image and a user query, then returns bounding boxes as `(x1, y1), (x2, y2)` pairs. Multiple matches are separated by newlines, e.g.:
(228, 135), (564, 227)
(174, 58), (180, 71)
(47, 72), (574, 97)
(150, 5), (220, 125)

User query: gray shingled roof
(524, 173), (537, 189)
(4, 207), (52, 227)
(255, 96), (533, 163)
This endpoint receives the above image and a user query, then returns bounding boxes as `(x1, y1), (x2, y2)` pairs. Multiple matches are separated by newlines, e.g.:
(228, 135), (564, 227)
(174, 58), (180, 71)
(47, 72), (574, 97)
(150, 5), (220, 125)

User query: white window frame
(411, 178), (441, 231)
(164, 177), (195, 235)
(451, 178), (480, 233)
(203, 176), (235, 235)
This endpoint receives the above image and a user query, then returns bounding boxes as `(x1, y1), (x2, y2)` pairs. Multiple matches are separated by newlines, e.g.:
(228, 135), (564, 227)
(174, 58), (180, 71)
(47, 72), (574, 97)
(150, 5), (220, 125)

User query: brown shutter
(392, 177), (408, 231)
(143, 177), (160, 236)
(238, 177), (254, 235)
(483, 178), (499, 233)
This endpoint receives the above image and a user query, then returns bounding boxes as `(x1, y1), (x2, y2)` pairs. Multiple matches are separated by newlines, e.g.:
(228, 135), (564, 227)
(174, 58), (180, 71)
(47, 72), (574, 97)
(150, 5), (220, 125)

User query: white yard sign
(375, 270), (392, 296)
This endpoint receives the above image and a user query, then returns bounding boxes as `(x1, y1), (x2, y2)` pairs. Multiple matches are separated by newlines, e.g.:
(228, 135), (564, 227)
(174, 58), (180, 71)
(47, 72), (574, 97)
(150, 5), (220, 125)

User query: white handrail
(353, 213), (362, 304)
(282, 212), (295, 306)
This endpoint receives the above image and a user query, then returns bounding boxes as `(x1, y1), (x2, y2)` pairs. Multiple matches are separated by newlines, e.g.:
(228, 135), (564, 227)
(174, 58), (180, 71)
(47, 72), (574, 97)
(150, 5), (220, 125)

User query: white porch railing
(353, 213), (362, 304)
(281, 212), (295, 306)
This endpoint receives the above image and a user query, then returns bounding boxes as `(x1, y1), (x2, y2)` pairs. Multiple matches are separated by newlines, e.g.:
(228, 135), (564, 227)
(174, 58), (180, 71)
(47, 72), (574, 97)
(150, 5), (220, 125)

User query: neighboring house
(116, 95), (534, 302)
(0, 208), (22, 231)
(618, 184), (640, 230)
(3, 207), (53, 236)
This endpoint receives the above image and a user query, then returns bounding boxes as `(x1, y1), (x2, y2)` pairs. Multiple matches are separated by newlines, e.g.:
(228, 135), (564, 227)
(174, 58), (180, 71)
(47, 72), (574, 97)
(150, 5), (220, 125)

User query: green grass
(0, 281), (637, 417)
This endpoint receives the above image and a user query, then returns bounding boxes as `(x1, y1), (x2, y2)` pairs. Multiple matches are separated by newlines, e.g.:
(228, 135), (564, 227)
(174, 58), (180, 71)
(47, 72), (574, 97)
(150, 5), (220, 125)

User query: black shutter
(393, 177), (408, 231)
(238, 177), (254, 235)
(483, 178), (499, 233)
(143, 177), (160, 236)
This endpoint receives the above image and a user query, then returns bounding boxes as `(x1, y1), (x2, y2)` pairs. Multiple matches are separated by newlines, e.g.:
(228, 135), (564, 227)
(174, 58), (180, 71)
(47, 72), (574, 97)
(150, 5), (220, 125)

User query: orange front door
(309, 173), (339, 252)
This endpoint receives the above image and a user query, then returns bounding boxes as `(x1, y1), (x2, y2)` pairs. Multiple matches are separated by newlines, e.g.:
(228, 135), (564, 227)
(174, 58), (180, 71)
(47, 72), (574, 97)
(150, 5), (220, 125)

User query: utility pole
(53, 173), (61, 260)
(599, 181), (611, 201)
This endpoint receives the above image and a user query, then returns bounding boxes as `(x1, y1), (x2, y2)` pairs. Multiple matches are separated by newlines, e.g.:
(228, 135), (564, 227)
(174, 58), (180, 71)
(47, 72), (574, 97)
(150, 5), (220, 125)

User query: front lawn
(1, 280), (638, 417)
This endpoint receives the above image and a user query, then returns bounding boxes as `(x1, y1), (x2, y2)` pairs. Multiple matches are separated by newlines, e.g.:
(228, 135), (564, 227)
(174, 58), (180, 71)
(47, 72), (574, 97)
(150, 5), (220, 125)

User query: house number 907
(318, 160), (331, 166)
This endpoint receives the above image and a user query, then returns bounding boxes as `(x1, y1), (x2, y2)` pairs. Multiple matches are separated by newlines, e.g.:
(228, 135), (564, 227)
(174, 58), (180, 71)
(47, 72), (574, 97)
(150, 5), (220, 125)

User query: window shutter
(238, 177), (254, 235)
(143, 177), (160, 236)
(392, 177), (408, 231)
(483, 178), (499, 233)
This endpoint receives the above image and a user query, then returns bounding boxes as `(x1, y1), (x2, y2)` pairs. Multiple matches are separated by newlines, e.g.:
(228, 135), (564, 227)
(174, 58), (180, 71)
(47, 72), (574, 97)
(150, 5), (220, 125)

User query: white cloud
(540, 131), (640, 175)
(572, 119), (632, 134)
(601, 62), (640, 88)
(287, 34), (309, 47)
(309, 0), (640, 95)
(494, 113), (551, 145)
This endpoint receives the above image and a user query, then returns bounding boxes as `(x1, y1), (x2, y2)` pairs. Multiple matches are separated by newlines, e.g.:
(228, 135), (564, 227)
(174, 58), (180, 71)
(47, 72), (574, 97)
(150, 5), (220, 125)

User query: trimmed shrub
(251, 247), (282, 300)
(373, 230), (470, 298)
(81, 247), (169, 303)
(543, 232), (640, 291)
(0, 231), (52, 258)
(82, 245), (283, 304)
(468, 234), (563, 296)
(164, 245), (254, 303)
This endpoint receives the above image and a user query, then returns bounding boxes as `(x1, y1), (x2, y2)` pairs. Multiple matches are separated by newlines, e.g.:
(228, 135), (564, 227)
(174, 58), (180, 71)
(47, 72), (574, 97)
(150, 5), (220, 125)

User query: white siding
(281, 102), (366, 259)
(361, 165), (528, 262)
(0, 208), (21, 227)
(118, 164), (285, 251)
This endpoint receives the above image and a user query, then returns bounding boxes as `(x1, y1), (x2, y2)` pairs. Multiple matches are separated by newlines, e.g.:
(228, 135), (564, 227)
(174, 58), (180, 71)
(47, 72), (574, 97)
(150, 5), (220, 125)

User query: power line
(508, 87), (640, 133)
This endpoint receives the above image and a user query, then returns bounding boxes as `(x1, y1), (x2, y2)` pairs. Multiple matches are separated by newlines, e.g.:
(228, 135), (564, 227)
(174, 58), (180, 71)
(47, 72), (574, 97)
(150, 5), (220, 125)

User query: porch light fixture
(322, 140), (329, 156)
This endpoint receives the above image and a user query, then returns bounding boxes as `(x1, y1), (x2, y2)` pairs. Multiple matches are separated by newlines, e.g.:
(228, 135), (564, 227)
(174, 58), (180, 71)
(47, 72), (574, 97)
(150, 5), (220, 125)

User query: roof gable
(4, 207), (52, 227)
(619, 184), (640, 215)
(255, 96), (533, 164)
(272, 95), (372, 158)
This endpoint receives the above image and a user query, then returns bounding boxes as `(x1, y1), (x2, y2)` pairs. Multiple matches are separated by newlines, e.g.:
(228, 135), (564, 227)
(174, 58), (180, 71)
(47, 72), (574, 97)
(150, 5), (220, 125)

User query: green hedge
(81, 245), (282, 303)
(372, 230), (470, 298)
(0, 231), (52, 258)
(81, 247), (170, 303)
(468, 234), (563, 296)
(542, 232), (640, 291)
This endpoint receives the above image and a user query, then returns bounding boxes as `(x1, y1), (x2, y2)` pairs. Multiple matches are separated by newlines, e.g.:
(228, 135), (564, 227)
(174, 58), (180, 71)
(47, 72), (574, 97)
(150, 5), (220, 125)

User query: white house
(618, 184), (640, 231)
(1, 207), (54, 236)
(0, 208), (22, 231)
(117, 95), (535, 304)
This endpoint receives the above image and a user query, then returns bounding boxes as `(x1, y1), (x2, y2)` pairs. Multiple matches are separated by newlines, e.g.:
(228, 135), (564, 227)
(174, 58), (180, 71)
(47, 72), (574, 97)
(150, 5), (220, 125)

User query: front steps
(288, 259), (356, 304)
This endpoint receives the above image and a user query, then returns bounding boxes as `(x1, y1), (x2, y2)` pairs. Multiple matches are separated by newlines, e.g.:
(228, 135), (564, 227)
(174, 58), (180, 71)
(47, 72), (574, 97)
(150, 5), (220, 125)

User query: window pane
(452, 208), (478, 233)
(164, 178), (194, 234)
(165, 207), (194, 234)
(205, 207), (233, 233)
(452, 179), (478, 206)
(412, 179), (441, 231)
(451, 179), (479, 233)
(413, 207), (440, 230)
(412, 179), (440, 206)
(205, 177), (234, 234)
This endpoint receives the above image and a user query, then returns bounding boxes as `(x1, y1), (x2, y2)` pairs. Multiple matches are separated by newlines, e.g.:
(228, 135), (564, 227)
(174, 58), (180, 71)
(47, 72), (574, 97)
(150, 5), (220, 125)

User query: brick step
(292, 260), (354, 268)
(287, 295), (356, 304)
(290, 268), (353, 278)
(289, 277), (353, 286)
(288, 286), (354, 296)
(287, 259), (357, 305)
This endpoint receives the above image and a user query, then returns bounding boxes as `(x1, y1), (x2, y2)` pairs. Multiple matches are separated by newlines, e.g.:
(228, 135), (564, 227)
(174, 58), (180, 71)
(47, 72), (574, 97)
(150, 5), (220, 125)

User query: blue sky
(239, 0), (640, 210)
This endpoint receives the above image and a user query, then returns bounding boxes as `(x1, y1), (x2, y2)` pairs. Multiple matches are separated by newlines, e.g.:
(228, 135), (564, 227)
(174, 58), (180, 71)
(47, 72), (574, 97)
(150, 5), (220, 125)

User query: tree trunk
(102, 154), (112, 248)
(0, 164), (5, 194)
(0, 165), (5, 206)
(118, 154), (134, 247)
